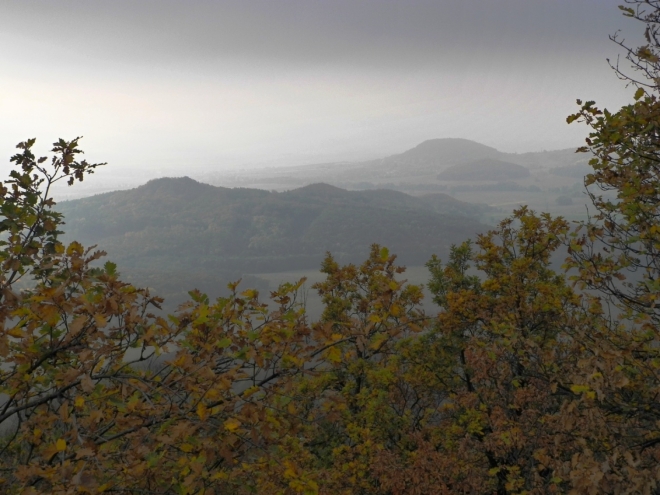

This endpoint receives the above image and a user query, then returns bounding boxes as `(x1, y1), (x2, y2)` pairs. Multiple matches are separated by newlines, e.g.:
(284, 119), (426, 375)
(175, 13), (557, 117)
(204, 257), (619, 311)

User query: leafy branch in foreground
(2, 130), (660, 494)
(0, 139), (317, 494)
(0, 138), (103, 291)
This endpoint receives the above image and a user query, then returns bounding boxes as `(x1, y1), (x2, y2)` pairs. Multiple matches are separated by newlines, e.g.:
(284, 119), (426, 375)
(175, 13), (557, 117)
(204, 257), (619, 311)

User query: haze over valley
(200, 137), (592, 219)
(3, 0), (632, 294)
(57, 172), (487, 307)
(53, 136), (595, 308)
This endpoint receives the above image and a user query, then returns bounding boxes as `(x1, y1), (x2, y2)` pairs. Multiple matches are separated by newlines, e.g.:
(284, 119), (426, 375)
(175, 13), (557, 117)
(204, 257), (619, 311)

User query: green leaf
(380, 246), (389, 260)
(104, 261), (117, 276)
(618, 6), (635, 16)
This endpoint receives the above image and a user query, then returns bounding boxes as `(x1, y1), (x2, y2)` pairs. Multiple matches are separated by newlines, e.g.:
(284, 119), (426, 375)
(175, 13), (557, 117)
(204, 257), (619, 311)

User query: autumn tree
(558, 2), (660, 492)
(284, 247), (429, 495)
(283, 3), (660, 491)
(357, 210), (596, 495)
(272, 209), (630, 495)
(0, 141), (439, 494)
(0, 139), (317, 494)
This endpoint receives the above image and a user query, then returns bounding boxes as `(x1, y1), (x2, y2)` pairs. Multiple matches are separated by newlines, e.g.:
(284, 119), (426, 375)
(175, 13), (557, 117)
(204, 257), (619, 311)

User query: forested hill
(57, 177), (488, 302)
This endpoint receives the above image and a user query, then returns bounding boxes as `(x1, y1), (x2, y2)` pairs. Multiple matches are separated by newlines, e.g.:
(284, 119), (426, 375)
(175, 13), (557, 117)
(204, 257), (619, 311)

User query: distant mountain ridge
(202, 138), (586, 192)
(57, 178), (488, 304)
(358, 137), (583, 170)
(386, 138), (501, 166)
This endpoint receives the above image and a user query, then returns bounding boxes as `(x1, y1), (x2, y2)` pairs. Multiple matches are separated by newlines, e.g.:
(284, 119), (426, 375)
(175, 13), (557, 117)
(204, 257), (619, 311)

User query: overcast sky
(0, 0), (641, 178)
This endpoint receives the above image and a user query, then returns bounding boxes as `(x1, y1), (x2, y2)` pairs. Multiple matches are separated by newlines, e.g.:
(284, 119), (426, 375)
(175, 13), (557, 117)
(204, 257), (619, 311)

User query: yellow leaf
(56, 439), (66, 452)
(94, 314), (108, 328)
(180, 443), (194, 453)
(283, 461), (297, 479)
(66, 241), (84, 256)
(6, 328), (23, 338)
(570, 384), (591, 394)
(197, 402), (209, 421)
(327, 346), (342, 363)
(224, 417), (241, 432)
(242, 386), (259, 398)
(171, 354), (187, 368)
(75, 396), (85, 408)
(241, 289), (257, 299)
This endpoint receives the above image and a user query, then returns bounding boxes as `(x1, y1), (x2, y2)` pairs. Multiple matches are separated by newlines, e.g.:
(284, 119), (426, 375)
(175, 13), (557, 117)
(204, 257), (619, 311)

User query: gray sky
(0, 0), (641, 178)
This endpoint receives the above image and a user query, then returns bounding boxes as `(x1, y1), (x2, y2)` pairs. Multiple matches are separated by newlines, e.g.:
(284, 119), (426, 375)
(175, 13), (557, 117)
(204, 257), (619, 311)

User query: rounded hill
(394, 138), (501, 164)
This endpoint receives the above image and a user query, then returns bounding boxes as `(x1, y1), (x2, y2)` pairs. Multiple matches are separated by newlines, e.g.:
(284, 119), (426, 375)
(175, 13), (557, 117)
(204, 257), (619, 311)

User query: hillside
(193, 138), (597, 223)
(367, 138), (504, 177)
(57, 178), (488, 305)
(438, 158), (530, 181)
(549, 163), (592, 178)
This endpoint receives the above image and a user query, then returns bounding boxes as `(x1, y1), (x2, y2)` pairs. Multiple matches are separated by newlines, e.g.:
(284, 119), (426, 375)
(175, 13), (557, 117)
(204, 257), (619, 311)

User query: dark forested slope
(57, 178), (487, 302)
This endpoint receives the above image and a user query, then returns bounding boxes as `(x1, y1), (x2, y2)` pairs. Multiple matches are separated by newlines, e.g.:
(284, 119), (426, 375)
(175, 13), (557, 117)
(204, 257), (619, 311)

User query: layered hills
(52, 139), (590, 225)
(193, 138), (592, 225)
(57, 178), (488, 304)
(202, 138), (585, 193)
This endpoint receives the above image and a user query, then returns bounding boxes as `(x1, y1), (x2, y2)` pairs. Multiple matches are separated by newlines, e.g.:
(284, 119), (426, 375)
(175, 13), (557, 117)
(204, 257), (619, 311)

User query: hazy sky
(0, 0), (641, 178)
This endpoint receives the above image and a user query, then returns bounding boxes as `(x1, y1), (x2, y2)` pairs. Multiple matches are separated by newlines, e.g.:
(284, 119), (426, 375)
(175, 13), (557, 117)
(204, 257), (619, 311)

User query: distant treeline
(449, 181), (541, 193)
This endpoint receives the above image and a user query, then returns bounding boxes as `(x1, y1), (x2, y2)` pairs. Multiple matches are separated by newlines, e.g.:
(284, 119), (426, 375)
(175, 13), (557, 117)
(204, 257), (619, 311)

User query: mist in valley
(1, 0), (636, 303)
